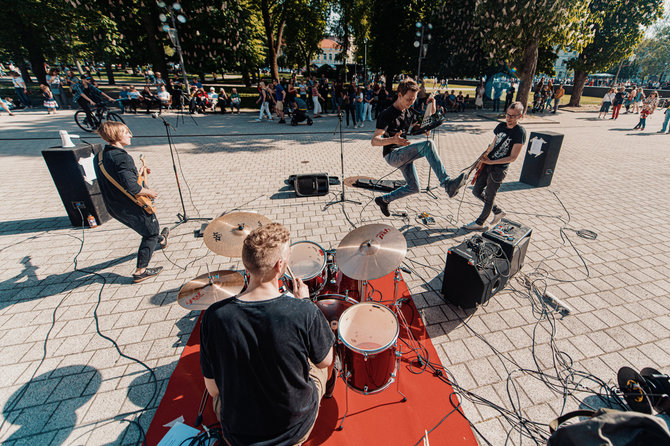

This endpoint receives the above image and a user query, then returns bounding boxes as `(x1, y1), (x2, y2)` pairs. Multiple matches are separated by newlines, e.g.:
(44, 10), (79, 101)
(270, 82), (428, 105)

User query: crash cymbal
(335, 224), (407, 280)
(203, 212), (273, 257)
(177, 270), (246, 310)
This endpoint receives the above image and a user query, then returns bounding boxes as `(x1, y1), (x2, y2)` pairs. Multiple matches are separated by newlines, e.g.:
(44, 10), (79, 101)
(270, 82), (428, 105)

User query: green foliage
(568, 0), (663, 74)
(282, 0), (329, 71)
(635, 26), (670, 78)
(367, 0), (429, 80)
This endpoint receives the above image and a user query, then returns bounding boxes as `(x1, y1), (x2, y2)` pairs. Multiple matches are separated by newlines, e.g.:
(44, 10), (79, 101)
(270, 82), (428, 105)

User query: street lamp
(364, 38), (368, 83)
(413, 22), (432, 80)
(157, 1), (189, 91)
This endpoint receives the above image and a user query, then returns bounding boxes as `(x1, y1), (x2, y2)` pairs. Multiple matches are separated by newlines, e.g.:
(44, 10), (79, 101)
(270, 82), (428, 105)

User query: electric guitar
(137, 154), (157, 214)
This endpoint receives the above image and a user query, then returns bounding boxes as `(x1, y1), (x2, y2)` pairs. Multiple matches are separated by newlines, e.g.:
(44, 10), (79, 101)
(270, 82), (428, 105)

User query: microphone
(151, 112), (159, 119)
(152, 112), (176, 130)
(399, 266), (412, 275)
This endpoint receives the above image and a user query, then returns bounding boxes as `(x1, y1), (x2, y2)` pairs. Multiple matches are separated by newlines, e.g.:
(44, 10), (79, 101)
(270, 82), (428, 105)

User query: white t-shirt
(158, 91), (170, 101)
(12, 77), (25, 89)
(208, 93), (218, 100)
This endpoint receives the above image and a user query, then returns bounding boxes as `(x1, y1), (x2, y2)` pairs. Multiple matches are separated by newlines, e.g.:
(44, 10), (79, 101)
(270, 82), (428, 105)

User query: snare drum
(314, 294), (357, 333)
(285, 241), (328, 298)
(338, 302), (400, 394)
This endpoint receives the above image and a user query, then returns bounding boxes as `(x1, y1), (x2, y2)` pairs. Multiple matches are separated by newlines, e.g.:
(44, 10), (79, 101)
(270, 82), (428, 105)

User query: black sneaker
(374, 196), (390, 217)
(133, 266), (163, 283)
(278, 119), (286, 124)
(445, 172), (466, 198)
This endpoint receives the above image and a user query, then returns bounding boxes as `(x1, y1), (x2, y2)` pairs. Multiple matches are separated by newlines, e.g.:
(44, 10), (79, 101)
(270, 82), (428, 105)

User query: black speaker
(519, 131), (564, 187)
(482, 218), (532, 277)
(42, 143), (111, 227)
(293, 173), (329, 197)
(441, 236), (510, 308)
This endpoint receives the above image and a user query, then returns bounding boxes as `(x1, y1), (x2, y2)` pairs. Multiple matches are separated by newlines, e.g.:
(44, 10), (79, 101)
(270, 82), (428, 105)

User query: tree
(368, 0), (429, 84)
(476, 0), (594, 111)
(634, 25), (670, 81)
(331, 0), (370, 80)
(567, 0), (663, 106)
(281, 0), (329, 74)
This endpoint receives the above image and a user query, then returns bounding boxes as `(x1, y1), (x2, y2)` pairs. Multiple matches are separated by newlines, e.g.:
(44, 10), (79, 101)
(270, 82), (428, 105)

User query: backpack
(547, 408), (670, 446)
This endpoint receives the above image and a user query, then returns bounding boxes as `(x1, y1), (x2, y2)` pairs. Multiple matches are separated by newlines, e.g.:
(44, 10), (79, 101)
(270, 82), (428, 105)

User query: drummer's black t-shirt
(200, 294), (334, 446)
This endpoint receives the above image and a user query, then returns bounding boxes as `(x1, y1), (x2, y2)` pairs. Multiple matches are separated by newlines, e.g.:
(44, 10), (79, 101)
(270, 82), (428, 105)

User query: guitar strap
(96, 150), (154, 214)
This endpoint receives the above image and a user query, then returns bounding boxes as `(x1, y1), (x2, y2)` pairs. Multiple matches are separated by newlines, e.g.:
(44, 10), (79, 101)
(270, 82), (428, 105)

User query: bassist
(93, 121), (169, 283)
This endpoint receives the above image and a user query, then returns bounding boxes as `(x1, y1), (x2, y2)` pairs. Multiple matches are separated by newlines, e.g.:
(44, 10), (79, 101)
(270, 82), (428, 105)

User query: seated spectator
(190, 77), (203, 90)
(207, 87), (219, 112)
(218, 88), (230, 114)
(456, 91), (465, 112)
(141, 85), (161, 114)
(118, 86), (130, 114)
(127, 86), (141, 113)
(0, 97), (15, 116)
(230, 88), (241, 114)
(157, 85), (171, 112)
(155, 72), (166, 92)
(447, 90), (457, 112)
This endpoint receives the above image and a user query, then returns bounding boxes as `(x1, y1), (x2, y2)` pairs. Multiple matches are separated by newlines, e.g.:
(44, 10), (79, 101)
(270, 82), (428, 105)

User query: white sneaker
(463, 221), (487, 231)
(490, 211), (506, 226)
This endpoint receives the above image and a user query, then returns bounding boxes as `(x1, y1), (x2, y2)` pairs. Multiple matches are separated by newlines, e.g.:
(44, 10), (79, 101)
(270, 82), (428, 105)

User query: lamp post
(364, 38), (368, 82)
(157, 1), (189, 90)
(413, 22), (432, 80)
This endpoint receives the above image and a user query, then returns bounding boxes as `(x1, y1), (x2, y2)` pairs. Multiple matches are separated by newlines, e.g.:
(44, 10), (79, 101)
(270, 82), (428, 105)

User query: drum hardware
(203, 211), (272, 257)
(323, 111), (361, 210)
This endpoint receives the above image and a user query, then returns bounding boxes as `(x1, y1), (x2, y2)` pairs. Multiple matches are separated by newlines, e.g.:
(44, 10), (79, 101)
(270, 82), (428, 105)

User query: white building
(553, 49), (578, 79)
(311, 38), (355, 68)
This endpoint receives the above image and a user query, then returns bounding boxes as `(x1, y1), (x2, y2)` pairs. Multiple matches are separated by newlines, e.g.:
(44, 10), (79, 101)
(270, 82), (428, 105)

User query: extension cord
(520, 275), (571, 315)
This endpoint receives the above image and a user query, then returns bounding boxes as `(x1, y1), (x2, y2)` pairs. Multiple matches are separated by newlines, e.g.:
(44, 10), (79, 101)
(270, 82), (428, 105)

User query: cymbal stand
(324, 113), (361, 209)
(194, 388), (209, 426)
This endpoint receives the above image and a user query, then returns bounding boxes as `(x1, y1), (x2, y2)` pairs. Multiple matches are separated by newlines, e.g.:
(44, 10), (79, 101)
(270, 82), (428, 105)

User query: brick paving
(0, 106), (669, 445)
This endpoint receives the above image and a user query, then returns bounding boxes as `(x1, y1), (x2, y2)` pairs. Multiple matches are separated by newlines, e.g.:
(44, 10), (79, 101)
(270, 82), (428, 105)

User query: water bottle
(87, 214), (98, 228)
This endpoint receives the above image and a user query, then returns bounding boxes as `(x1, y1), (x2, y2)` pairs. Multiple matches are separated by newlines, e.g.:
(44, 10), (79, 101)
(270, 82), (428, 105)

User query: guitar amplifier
(293, 173), (329, 197)
(441, 235), (510, 308)
(42, 143), (111, 227)
(482, 219), (532, 277)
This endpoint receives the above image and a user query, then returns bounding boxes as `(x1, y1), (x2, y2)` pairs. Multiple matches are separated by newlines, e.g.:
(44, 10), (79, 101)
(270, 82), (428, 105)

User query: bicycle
(74, 101), (125, 132)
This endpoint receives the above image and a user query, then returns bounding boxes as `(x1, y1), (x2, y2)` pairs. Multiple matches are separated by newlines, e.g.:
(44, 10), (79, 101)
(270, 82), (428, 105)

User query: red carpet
(146, 273), (477, 445)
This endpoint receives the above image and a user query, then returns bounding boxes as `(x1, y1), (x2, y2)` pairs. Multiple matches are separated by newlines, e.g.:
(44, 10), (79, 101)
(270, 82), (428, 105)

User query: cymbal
(335, 224), (407, 280)
(177, 270), (245, 310)
(203, 212), (273, 257)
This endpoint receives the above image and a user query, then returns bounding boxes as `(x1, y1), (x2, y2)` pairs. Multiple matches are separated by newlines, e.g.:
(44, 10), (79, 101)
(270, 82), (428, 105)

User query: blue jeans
(355, 101), (364, 123)
(661, 113), (670, 133)
(382, 140), (449, 203)
(15, 88), (30, 107)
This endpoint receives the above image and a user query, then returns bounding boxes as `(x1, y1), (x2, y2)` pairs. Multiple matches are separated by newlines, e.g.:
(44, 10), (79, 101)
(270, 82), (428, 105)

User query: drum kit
(178, 211), (411, 428)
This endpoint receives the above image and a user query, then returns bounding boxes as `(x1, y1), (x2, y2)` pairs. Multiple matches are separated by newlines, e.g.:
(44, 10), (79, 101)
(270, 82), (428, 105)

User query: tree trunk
(516, 39), (539, 113)
(19, 64), (32, 84)
(105, 61), (116, 85)
(260, 0), (280, 81)
(569, 70), (587, 107)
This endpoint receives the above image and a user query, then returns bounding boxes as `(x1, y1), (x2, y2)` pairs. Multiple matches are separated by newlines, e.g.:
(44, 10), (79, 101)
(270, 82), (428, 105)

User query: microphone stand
(154, 113), (211, 229)
(422, 129), (439, 199)
(324, 113), (360, 209)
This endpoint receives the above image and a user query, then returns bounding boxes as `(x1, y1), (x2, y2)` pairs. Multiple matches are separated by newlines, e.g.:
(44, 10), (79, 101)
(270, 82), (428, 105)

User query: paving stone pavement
(0, 107), (669, 445)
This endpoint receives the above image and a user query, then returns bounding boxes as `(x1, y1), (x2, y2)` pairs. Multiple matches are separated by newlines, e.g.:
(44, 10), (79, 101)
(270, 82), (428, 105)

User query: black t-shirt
(613, 92), (626, 105)
(487, 123), (527, 167)
(94, 145), (142, 213)
(376, 105), (422, 157)
(200, 294), (335, 446)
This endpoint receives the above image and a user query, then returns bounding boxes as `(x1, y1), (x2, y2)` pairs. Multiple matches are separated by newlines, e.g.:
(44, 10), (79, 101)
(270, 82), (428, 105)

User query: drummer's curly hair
(242, 222), (290, 277)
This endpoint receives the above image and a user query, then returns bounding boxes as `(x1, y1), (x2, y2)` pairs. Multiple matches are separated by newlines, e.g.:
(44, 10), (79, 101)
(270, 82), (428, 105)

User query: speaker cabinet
(482, 218), (532, 277)
(42, 143), (111, 227)
(293, 173), (329, 197)
(441, 236), (510, 308)
(519, 131), (564, 187)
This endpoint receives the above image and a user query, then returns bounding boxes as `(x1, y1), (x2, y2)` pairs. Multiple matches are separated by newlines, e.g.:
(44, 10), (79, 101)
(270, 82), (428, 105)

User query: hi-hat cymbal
(335, 224), (407, 280)
(177, 270), (245, 310)
(203, 212), (272, 257)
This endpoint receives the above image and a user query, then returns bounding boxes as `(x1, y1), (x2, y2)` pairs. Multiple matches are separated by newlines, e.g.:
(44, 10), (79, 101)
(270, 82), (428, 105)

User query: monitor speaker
(482, 219), (532, 278)
(293, 173), (329, 197)
(441, 235), (510, 308)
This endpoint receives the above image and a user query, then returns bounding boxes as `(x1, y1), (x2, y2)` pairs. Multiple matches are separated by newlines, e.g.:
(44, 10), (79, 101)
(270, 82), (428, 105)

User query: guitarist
(464, 102), (526, 231)
(94, 121), (169, 283)
(371, 77), (465, 217)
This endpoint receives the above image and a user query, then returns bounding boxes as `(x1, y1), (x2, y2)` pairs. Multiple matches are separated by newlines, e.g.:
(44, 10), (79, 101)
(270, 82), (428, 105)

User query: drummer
(200, 222), (335, 445)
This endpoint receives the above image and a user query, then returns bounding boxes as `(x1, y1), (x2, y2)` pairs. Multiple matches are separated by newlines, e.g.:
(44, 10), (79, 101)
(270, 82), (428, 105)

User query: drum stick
(286, 264), (296, 282)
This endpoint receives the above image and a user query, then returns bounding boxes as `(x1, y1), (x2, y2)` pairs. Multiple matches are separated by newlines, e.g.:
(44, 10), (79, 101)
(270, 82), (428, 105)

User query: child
(40, 84), (59, 114)
(634, 106), (651, 130)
